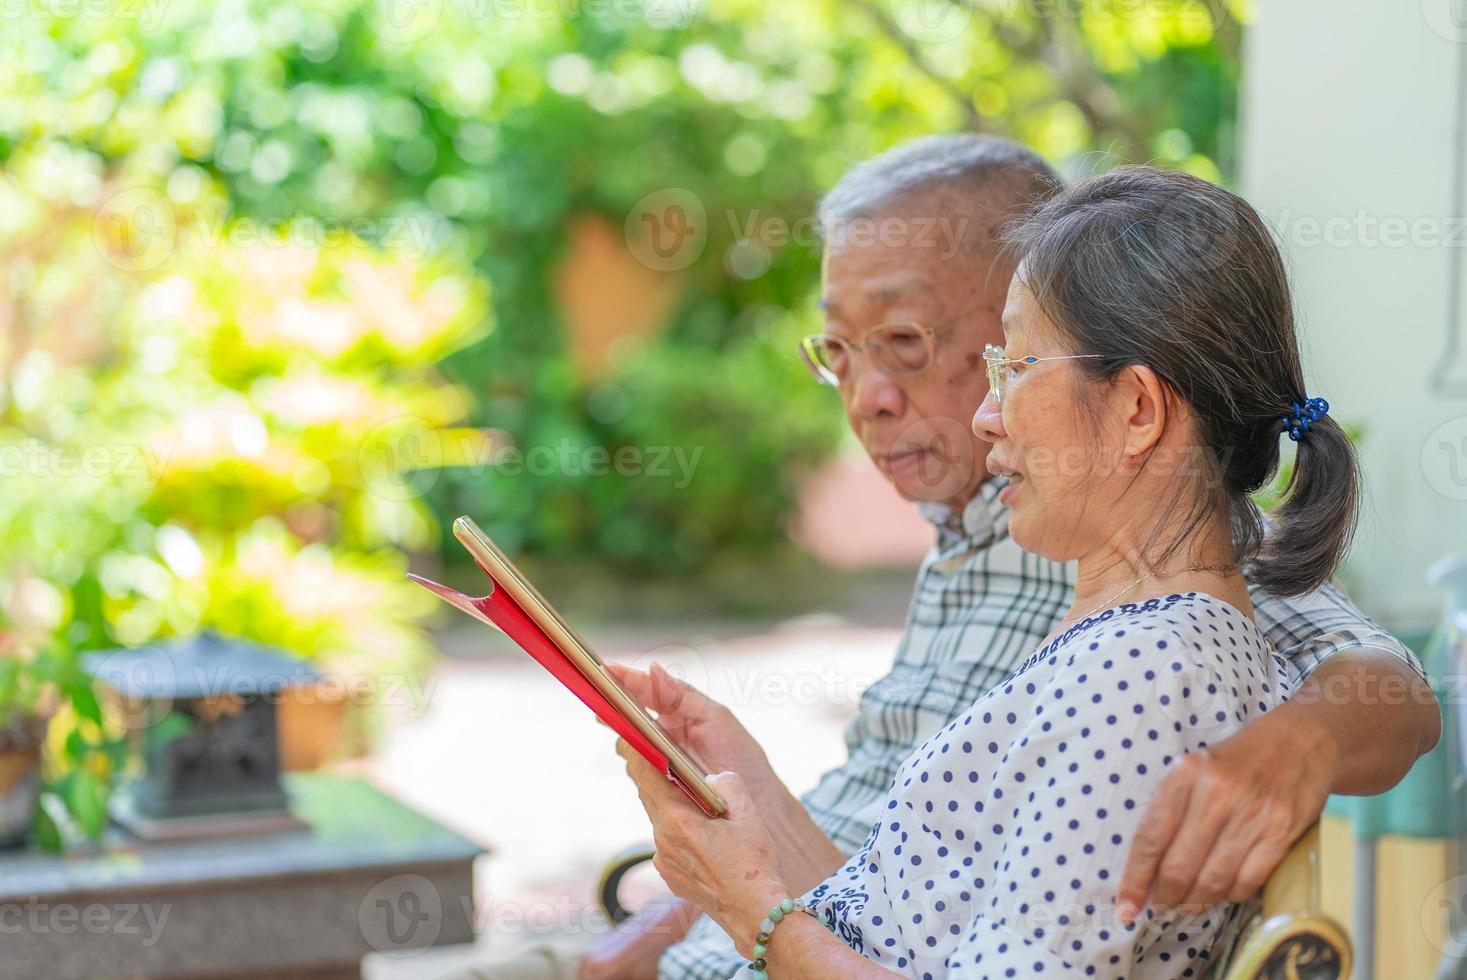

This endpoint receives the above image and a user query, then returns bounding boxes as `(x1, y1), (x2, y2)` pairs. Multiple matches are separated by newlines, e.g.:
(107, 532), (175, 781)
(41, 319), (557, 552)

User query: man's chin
(877, 450), (981, 504)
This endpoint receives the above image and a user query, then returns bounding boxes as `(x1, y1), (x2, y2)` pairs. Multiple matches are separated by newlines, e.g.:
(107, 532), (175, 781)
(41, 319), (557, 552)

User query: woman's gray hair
(1004, 166), (1359, 597)
(817, 134), (1061, 251)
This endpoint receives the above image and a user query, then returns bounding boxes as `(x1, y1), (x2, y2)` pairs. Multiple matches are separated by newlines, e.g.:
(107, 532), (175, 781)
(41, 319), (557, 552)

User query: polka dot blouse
(785, 591), (1291, 979)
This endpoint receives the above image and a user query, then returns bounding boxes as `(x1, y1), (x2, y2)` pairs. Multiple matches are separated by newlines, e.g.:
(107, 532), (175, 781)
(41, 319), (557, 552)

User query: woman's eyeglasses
(798, 322), (937, 387)
(982, 343), (1102, 404)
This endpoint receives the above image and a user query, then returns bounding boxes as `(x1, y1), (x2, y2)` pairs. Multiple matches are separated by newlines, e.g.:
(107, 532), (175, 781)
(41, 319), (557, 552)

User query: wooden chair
(598, 824), (1352, 979)
(1213, 823), (1353, 980)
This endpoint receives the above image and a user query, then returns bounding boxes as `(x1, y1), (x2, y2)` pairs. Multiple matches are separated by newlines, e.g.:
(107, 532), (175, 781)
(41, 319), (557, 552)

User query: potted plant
(0, 631), (53, 847)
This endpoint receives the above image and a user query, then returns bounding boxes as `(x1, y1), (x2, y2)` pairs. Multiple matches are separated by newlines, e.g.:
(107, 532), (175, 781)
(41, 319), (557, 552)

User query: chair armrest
(598, 844), (657, 925)
(1220, 824), (1353, 980)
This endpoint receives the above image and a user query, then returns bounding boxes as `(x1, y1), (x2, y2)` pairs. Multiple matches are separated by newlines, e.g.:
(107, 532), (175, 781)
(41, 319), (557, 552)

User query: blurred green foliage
(0, 0), (1246, 701)
(0, 0), (1246, 836)
(1, 0), (1245, 579)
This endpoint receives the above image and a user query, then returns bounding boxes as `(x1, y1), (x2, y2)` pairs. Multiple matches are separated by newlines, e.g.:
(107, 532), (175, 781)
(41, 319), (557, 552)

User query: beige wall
(1240, 0), (1467, 630)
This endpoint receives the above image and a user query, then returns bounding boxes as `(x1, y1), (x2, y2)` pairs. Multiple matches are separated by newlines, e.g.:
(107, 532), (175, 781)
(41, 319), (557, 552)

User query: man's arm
(1289, 648), (1439, 794)
(1251, 576), (1440, 791)
(580, 898), (699, 980)
(1116, 579), (1440, 915)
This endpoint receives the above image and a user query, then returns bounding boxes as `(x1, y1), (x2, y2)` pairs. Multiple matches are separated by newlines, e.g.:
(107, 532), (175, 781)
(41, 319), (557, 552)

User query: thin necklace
(1078, 562), (1239, 621)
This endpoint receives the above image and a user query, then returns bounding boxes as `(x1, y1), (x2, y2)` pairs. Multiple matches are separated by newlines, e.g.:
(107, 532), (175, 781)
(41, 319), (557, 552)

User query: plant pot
(276, 683), (350, 772)
(0, 713), (46, 847)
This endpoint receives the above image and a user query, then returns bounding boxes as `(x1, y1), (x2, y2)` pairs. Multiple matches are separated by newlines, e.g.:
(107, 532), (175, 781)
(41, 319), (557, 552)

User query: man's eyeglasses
(982, 343), (1102, 404)
(798, 322), (937, 387)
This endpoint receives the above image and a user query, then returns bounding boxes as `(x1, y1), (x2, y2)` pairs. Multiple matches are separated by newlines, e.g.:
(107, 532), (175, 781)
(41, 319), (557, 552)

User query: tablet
(409, 516), (727, 817)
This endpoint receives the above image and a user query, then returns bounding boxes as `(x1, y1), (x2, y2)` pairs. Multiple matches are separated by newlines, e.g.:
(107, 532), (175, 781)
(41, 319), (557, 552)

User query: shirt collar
(916, 477), (1008, 548)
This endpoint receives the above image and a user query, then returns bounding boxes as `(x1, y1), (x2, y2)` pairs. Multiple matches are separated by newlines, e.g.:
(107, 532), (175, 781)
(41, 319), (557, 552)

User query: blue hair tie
(1282, 397), (1329, 441)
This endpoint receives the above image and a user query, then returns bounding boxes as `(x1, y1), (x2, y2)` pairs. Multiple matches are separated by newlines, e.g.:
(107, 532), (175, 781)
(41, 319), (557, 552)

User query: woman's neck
(1067, 518), (1252, 625)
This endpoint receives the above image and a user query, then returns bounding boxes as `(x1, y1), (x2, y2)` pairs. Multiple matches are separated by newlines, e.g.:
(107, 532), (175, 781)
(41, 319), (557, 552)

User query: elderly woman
(611, 166), (1357, 978)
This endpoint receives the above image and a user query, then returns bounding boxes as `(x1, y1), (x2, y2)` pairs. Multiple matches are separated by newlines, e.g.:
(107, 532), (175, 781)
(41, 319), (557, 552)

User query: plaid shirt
(658, 479), (1423, 980)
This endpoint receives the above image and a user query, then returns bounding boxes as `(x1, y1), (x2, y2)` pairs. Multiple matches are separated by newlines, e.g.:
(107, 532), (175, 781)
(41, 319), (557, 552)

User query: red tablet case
(409, 568), (718, 815)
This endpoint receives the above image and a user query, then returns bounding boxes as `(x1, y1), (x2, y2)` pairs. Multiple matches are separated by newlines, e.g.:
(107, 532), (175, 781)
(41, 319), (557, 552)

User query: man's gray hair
(817, 134), (1062, 252)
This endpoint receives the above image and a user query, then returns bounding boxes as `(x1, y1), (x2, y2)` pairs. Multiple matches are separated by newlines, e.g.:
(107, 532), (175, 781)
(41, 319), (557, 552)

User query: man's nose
(971, 391), (1006, 443)
(845, 362), (905, 421)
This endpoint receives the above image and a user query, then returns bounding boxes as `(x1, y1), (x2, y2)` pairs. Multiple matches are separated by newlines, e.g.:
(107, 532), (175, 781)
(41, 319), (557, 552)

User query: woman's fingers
(604, 662), (651, 705)
(617, 737), (689, 819)
(706, 770), (752, 820)
(607, 661), (721, 725)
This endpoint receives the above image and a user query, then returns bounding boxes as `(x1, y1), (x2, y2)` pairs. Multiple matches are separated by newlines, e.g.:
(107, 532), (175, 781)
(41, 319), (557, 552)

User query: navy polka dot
(787, 593), (1290, 980)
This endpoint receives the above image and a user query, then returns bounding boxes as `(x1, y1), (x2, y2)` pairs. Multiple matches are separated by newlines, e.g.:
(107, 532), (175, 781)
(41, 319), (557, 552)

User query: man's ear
(1115, 364), (1170, 460)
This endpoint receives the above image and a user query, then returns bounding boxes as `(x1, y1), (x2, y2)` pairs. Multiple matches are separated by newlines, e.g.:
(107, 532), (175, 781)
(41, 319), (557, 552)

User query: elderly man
(449, 135), (1440, 980)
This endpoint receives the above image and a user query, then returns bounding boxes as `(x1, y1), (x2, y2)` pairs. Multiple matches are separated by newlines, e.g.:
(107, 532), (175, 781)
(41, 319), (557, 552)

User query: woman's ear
(1115, 364), (1170, 460)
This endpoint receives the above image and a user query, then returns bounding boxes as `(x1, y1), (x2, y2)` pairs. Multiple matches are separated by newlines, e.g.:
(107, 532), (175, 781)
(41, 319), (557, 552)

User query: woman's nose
(971, 391), (1006, 443)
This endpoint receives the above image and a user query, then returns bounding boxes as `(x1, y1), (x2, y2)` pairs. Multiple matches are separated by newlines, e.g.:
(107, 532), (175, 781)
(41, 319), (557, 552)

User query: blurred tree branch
(846, 0), (987, 132)
(859, 0), (1243, 160)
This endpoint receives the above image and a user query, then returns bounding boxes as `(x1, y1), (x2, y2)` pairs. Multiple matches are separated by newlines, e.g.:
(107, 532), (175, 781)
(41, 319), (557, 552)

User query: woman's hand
(608, 662), (849, 894)
(614, 741), (788, 958)
(605, 662), (785, 811)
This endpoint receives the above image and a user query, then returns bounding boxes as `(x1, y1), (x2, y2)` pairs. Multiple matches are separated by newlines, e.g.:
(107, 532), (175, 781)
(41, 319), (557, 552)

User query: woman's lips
(988, 454), (1025, 505)
(997, 472), (1024, 505)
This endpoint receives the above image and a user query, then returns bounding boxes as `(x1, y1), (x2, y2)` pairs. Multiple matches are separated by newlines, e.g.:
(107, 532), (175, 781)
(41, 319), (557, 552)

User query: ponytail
(1247, 413), (1360, 596)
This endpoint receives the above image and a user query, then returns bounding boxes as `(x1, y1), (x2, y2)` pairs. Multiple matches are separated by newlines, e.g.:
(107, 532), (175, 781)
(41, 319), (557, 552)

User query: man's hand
(1114, 703), (1335, 922)
(579, 898), (698, 980)
(1116, 651), (1438, 922)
